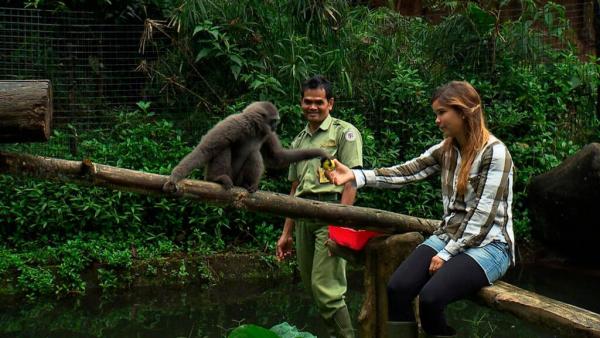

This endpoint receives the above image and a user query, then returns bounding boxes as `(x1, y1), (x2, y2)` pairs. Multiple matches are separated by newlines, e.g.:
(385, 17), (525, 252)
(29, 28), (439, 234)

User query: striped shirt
(354, 135), (515, 263)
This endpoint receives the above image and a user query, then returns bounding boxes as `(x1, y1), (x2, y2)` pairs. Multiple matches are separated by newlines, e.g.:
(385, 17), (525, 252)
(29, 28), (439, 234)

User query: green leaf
(231, 64), (241, 79)
(229, 54), (243, 66)
(467, 3), (495, 34)
(195, 48), (211, 62)
(228, 325), (279, 338)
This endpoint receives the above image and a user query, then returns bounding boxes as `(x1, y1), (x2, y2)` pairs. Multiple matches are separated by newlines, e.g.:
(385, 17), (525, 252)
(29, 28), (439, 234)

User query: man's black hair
(301, 75), (333, 100)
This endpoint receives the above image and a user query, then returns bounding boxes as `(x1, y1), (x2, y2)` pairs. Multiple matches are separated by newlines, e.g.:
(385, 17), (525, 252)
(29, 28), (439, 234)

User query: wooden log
(0, 151), (440, 234)
(478, 281), (600, 338)
(0, 80), (53, 143)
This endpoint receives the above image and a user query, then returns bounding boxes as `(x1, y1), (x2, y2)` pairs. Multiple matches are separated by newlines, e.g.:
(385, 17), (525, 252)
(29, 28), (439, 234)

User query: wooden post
(0, 80), (53, 143)
(358, 232), (424, 338)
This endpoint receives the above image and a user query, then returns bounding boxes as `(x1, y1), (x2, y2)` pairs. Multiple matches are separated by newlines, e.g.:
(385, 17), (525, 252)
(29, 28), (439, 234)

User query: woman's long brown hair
(432, 81), (490, 197)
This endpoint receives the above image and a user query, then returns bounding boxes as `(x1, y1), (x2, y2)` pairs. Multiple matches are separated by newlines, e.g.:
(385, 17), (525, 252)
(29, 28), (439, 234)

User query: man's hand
(429, 255), (445, 274)
(276, 234), (294, 261)
(324, 159), (356, 186)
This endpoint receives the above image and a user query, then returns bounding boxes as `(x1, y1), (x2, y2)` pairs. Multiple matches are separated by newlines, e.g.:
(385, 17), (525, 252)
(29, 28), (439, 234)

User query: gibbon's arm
(168, 142), (210, 183)
(261, 133), (329, 168)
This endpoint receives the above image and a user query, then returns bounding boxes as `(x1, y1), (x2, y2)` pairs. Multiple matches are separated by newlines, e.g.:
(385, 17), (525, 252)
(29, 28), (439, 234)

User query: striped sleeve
(355, 142), (443, 189)
(438, 142), (513, 260)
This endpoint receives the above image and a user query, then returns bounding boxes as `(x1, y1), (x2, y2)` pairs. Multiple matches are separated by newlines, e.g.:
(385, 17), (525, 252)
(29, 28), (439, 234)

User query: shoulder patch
(344, 130), (357, 142)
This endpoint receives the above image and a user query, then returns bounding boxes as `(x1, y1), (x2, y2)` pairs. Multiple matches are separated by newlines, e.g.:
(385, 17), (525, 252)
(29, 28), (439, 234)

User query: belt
(301, 193), (340, 201)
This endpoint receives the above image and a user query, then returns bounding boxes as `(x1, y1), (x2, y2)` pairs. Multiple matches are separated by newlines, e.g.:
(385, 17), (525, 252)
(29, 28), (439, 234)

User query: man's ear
(328, 97), (335, 108)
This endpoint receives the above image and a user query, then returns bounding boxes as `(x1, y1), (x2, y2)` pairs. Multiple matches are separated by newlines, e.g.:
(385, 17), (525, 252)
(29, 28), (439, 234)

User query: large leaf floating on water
(228, 324), (279, 338)
(228, 322), (316, 338)
(270, 322), (316, 338)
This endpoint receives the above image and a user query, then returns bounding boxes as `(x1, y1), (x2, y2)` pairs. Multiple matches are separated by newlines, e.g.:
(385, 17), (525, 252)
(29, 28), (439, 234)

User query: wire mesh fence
(0, 2), (597, 154)
(0, 6), (162, 130)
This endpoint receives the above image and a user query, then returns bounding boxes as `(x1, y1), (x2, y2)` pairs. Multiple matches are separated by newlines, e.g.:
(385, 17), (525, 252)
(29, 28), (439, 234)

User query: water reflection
(0, 265), (593, 338)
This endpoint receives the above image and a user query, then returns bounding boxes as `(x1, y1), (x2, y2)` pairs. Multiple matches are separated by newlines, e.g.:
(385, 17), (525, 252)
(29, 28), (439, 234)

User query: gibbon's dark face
(258, 101), (280, 132)
(269, 115), (280, 132)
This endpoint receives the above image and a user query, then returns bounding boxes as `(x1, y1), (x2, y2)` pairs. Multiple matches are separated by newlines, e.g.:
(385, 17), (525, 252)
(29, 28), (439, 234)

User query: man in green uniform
(276, 75), (363, 338)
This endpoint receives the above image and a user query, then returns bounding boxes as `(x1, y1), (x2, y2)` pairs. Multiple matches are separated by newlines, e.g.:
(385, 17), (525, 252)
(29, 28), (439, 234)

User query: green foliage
(3, 0), (600, 299)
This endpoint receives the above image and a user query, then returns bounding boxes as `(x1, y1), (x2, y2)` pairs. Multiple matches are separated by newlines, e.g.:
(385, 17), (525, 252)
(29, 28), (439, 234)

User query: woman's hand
(324, 159), (356, 186)
(429, 255), (445, 274)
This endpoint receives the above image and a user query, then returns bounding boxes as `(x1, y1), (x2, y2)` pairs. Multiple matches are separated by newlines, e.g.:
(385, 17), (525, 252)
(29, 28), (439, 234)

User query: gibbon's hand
(324, 159), (356, 186)
(276, 234), (294, 262)
(162, 179), (180, 195)
(429, 255), (445, 274)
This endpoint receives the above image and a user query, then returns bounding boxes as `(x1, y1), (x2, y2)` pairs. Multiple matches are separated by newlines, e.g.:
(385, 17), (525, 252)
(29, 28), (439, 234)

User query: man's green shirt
(288, 114), (363, 197)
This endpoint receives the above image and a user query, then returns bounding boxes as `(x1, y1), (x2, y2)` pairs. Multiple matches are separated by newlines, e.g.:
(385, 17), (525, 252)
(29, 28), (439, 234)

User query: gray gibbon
(163, 101), (329, 193)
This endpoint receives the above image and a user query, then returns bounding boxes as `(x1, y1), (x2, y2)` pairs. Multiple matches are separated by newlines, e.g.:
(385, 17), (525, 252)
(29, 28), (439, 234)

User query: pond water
(0, 264), (595, 338)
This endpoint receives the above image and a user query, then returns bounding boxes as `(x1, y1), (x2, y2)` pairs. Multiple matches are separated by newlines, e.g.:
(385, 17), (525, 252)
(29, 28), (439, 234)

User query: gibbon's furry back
(163, 101), (328, 193)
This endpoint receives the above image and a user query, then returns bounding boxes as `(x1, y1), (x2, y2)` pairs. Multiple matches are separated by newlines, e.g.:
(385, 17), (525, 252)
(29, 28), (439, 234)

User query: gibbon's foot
(162, 180), (180, 194)
(214, 175), (234, 190)
(243, 184), (259, 193)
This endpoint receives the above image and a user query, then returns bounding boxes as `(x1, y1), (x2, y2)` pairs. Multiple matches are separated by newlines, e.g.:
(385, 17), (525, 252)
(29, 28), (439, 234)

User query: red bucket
(328, 225), (381, 251)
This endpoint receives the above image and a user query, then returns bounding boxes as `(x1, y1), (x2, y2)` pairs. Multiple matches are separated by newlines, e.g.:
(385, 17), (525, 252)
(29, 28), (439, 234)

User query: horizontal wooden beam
(0, 151), (440, 234)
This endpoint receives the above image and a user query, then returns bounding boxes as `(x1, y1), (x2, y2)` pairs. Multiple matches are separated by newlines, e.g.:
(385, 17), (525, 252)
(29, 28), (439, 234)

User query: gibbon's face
(432, 99), (465, 140)
(301, 88), (333, 128)
(268, 114), (280, 132)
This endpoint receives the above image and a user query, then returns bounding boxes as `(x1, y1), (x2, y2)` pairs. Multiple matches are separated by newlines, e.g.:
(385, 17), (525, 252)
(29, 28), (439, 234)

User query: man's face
(301, 88), (333, 126)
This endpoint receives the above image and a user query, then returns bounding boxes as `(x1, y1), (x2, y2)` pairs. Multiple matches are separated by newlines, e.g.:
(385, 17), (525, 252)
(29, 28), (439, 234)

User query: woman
(326, 81), (514, 338)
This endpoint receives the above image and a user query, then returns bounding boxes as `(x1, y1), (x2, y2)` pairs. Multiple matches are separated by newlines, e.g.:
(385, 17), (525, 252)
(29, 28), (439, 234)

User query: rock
(528, 143), (600, 261)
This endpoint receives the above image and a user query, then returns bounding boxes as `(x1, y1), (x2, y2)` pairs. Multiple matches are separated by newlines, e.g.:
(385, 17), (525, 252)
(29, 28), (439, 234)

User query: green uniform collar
(304, 114), (333, 136)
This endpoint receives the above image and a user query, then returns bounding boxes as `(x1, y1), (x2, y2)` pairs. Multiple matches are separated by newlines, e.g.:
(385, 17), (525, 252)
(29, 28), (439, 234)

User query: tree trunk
(0, 151), (440, 234)
(0, 80), (53, 143)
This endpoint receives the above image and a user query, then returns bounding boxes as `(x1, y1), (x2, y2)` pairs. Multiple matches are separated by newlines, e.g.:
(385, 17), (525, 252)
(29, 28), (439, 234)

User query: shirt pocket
(320, 139), (338, 157)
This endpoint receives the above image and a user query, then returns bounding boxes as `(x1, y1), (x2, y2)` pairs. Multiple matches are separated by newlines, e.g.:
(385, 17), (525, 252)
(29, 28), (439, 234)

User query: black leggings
(387, 244), (489, 335)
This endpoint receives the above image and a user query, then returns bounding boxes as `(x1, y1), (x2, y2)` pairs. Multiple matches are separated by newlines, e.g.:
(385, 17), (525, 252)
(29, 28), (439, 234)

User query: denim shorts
(421, 235), (510, 284)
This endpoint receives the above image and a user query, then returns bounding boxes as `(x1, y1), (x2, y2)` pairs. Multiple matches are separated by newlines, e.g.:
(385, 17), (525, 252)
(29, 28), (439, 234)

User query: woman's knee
(418, 284), (446, 310)
(387, 277), (414, 299)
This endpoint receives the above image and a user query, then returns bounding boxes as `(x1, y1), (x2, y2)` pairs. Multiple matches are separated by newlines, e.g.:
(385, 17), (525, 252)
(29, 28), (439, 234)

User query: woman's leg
(418, 253), (489, 335)
(387, 245), (437, 321)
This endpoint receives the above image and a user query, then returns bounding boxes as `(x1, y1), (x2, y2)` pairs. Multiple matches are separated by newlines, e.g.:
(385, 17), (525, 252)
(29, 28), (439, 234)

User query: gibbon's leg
(205, 148), (234, 190)
(237, 150), (264, 193)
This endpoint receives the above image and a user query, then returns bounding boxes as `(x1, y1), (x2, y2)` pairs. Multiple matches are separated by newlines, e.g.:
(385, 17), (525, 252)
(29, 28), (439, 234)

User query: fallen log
(0, 151), (440, 234)
(477, 281), (600, 338)
(0, 80), (53, 143)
